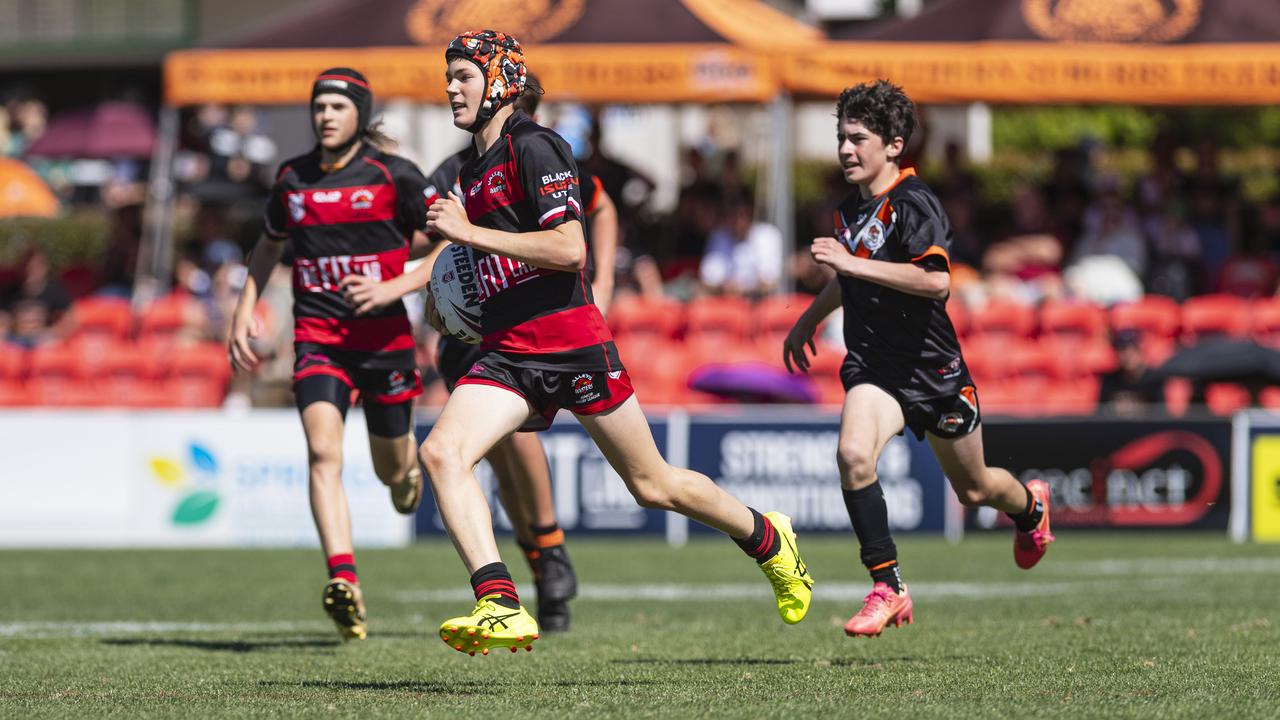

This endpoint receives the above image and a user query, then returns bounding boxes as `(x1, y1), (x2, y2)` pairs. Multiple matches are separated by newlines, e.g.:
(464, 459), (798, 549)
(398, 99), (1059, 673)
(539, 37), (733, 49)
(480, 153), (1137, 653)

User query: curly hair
(836, 80), (918, 154)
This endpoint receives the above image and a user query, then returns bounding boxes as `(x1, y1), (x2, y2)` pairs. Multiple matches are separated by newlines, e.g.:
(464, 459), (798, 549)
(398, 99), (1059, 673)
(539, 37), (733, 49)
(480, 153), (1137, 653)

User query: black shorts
(455, 351), (634, 432)
(436, 335), (485, 391)
(840, 353), (980, 441)
(294, 341), (422, 411)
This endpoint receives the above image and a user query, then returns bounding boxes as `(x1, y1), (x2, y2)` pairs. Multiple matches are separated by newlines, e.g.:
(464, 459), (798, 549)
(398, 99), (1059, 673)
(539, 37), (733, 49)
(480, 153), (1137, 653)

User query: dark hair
(835, 79), (917, 156)
(360, 120), (398, 153)
(513, 72), (544, 116)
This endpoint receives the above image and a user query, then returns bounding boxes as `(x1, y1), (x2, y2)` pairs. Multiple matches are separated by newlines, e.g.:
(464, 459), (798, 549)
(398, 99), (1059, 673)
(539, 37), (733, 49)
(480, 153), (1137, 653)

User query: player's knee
(627, 471), (678, 511)
(836, 443), (877, 485)
(418, 431), (461, 477)
(954, 483), (990, 507)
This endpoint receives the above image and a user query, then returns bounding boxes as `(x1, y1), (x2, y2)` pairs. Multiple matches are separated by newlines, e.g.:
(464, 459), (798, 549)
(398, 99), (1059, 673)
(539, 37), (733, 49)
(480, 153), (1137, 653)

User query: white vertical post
(133, 104), (179, 309)
(965, 102), (993, 164)
(1230, 411), (1252, 543)
(768, 92), (795, 294)
(665, 409), (690, 547)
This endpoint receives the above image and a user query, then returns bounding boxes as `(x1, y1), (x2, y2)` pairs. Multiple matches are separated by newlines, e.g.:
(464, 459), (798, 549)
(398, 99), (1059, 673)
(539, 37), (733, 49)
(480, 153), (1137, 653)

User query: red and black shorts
(840, 353), (980, 441)
(455, 351), (634, 432)
(293, 342), (423, 437)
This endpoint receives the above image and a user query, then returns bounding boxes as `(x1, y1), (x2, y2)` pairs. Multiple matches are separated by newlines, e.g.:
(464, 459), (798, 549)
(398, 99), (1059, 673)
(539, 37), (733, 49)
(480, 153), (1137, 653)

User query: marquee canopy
(163, 0), (821, 106)
(786, 0), (1280, 105)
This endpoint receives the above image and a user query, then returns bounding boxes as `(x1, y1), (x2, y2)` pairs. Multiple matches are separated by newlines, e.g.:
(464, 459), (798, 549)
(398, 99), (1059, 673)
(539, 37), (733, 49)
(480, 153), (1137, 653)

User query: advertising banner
(971, 418), (1233, 531)
(683, 413), (948, 534)
(0, 410), (412, 548)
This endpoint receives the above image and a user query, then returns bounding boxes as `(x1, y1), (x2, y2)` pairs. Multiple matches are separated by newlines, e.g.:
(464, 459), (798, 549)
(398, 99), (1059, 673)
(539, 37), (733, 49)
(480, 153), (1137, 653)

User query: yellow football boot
(439, 595), (540, 656)
(758, 512), (813, 624)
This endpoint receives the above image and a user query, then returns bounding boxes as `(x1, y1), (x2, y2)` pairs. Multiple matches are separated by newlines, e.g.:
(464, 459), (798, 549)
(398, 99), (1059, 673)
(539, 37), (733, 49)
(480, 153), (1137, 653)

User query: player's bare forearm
(236, 235), (286, 319)
(588, 195), (619, 296)
(799, 278), (842, 329)
(844, 256), (949, 300)
(463, 221), (587, 272)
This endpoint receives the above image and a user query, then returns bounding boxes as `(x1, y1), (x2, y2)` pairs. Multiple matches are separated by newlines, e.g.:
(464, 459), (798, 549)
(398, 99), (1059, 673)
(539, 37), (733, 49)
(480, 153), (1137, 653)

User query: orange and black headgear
(311, 67), (373, 149)
(445, 30), (532, 133)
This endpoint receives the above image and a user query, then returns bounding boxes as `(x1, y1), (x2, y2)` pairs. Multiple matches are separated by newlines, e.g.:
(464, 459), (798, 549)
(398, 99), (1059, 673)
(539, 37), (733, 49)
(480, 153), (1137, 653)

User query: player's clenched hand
(426, 191), (472, 244)
(227, 311), (261, 373)
(811, 236), (855, 275)
(424, 291), (446, 334)
(340, 274), (397, 315)
(782, 319), (818, 374)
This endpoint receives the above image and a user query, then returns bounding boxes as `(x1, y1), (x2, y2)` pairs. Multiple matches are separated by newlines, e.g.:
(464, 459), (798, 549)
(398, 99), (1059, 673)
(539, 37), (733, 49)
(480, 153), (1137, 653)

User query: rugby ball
(429, 244), (484, 344)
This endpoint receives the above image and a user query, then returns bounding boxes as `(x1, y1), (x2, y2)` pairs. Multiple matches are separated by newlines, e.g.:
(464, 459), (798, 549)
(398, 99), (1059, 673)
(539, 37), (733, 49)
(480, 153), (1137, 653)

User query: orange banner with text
(782, 42), (1280, 105)
(164, 44), (779, 106)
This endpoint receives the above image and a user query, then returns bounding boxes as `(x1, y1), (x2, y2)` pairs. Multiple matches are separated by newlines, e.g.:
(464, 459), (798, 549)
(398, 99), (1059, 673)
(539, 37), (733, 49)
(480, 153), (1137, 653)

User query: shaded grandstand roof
(165, 0), (820, 105)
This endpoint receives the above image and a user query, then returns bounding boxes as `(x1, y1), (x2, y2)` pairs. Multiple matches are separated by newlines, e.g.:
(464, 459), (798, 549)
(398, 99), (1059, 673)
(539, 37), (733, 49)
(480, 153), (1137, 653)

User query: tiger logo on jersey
(288, 192), (307, 223)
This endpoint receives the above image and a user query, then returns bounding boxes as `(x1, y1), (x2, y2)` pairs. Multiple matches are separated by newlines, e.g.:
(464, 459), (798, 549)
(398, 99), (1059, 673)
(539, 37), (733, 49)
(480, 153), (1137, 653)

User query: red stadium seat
(1260, 386), (1280, 411)
(945, 298), (970, 338)
(0, 379), (33, 407)
(968, 299), (1035, 340)
(755, 294), (812, 344)
(171, 342), (231, 386)
(1164, 378), (1193, 417)
(686, 296), (751, 341)
(1250, 298), (1280, 348)
(1216, 256), (1276, 298)
(1181, 295), (1250, 344)
(1043, 377), (1100, 416)
(28, 343), (81, 380)
(960, 336), (1017, 383)
(1040, 337), (1116, 378)
(0, 345), (28, 380)
(28, 378), (102, 407)
(607, 294), (682, 341)
(1110, 296), (1180, 341)
(72, 296), (133, 339)
(138, 294), (204, 339)
(165, 377), (225, 407)
(1205, 382), (1251, 416)
(1040, 301), (1107, 343)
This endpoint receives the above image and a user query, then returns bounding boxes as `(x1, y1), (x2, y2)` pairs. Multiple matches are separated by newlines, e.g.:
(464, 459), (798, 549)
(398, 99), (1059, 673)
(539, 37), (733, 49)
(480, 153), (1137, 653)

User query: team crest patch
(287, 192), (306, 223)
(937, 411), (966, 432)
(571, 372), (601, 404)
(351, 188), (374, 210)
(607, 370), (622, 380)
(855, 218), (887, 253)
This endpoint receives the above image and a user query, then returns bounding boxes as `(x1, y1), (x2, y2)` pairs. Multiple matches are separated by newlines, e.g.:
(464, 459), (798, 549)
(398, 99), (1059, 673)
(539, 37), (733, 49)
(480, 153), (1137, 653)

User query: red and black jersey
(834, 168), (965, 393)
(454, 111), (619, 372)
(264, 143), (430, 364)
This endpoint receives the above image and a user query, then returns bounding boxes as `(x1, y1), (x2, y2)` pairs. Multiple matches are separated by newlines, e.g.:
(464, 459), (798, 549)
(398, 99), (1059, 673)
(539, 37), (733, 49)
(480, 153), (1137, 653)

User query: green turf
(2, 534), (1277, 719)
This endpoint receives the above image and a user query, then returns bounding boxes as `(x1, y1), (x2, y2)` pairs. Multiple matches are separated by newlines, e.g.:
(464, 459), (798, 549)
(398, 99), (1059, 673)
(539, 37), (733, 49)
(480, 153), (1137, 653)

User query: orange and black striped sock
(326, 553), (358, 585)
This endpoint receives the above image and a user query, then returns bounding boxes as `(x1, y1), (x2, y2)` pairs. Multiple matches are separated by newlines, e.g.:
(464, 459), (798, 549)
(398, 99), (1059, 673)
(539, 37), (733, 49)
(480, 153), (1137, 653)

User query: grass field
(2, 534), (1278, 718)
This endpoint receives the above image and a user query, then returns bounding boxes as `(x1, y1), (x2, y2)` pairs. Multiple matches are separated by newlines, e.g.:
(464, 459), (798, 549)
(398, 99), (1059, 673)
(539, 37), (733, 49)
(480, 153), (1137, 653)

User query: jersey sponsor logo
(294, 253), (384, 293)
(538, 170), (578, 199)
(474, 253), (548, 303)
(350, 188), (375, 210)
(571, 372), (601, 404)
(288, 192), (307, 222)
(312, 190), (343, 203)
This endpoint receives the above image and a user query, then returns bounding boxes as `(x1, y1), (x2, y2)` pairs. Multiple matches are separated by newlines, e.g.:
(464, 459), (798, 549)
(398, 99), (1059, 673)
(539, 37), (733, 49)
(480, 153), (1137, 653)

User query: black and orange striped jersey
(264, 143), (430, 363)
(452, 110), (619, 373)
(833, 168), (964, 391)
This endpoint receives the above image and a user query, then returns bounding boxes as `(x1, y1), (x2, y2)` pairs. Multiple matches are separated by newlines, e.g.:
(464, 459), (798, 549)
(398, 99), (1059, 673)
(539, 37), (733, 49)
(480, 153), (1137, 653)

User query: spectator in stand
(2, 249), (74, 347)
(1073, 175), (1147, 277)
(1042, 146), (1091, 243)
(981, 185), (1065, 305)
(99, 204), (142, 298)
(699, 193), (784, 298)
(6, 98), (46, 156)
(1144, 203), (1202, 301)
(1097, 330), (1164, 417)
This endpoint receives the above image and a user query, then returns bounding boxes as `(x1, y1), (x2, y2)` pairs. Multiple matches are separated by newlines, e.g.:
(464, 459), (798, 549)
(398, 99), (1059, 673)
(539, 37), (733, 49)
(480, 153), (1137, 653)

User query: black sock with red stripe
(327, 553), (358, 585)
(843, 483), (903, 593)
(734, 508), (781, 565)
(471, 562), (520, 609)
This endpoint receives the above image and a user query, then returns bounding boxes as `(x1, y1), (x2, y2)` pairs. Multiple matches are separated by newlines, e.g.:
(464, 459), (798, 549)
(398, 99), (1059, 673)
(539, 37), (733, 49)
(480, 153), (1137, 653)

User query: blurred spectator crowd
(5, 101), (1280, 415)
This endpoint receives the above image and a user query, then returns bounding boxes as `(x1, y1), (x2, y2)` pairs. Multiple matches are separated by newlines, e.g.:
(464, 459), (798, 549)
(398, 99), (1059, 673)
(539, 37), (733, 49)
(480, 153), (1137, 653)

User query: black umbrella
(1156, 338), (1280, 385)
